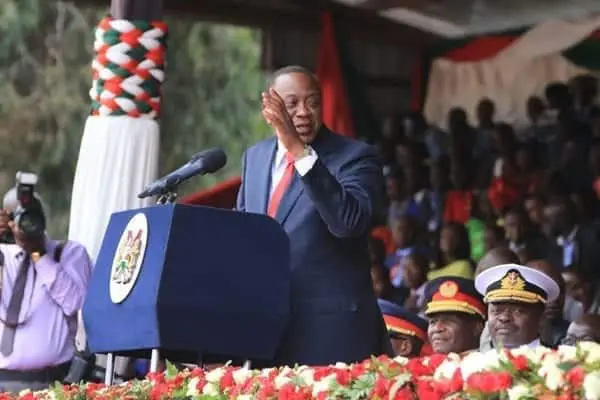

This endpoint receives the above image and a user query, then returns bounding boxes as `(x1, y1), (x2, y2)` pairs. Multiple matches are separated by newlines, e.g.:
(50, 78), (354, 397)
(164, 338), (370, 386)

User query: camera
(1, 172), (46, 244)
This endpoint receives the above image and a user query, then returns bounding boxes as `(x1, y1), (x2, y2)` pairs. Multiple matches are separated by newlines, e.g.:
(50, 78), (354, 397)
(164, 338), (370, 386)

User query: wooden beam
(110, 0), (162, 20)
(71, 0), (438, 48)
(286, 0), (438, 47)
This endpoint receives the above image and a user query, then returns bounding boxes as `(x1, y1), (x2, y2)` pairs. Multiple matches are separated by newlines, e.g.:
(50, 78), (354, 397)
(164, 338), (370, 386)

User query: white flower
(236, 395), (253, 400)
(434, 357), (461, 380)
(202, 382), (220, 396)
(507, 384), (533, 400)
(557, 345), (578, 362)
(260, 367), (276, 377)
(510, 345), (551, 364)
(186, 377), (200, 397)
(460, 350), (500, 379)
(297, 367), (315, 385)
(392, 356), (409, 365)
(538, 364), (564, 391)
(584, 371), (600, 400)
(334, 362), (348, 369)
(205, 367), (225, 383)
(540, 353), (562, 369)
(312, 373), (336, 397)
(580, 341), (600, 363)
(233, 368), (253, 384)
(274, 375), (293, 389)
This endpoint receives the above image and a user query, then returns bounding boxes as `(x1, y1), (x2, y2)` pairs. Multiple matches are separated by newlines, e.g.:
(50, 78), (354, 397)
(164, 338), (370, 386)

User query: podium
(82, 204), (291, 379)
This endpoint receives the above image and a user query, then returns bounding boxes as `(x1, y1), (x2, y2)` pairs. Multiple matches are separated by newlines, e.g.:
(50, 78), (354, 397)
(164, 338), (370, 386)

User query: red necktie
(268, 152), (295, 218)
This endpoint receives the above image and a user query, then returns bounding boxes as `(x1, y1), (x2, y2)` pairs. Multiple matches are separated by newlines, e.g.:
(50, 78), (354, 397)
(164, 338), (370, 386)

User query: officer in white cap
(475, 263), (560, 349)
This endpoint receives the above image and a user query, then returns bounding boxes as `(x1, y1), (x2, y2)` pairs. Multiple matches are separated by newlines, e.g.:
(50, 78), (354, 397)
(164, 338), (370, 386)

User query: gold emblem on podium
(109, 213), (148, 304)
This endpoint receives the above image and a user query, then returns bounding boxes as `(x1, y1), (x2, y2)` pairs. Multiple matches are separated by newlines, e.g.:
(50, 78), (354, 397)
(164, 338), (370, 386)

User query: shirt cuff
(33, 254), (59, 288)
(294, 148), (318, 176)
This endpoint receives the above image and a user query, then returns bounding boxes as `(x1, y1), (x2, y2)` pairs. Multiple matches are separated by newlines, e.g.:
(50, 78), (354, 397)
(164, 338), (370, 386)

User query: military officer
(424, 277), (486, 354)
(378, 299), (427, 358)
(475, 263), (560, 349)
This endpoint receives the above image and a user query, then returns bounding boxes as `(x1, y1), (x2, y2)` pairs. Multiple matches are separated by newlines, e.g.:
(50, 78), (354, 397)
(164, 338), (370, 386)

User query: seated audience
(428, 222), (473, 280)
(527, 260), (569, 348)
(503, 205), (549, 263)
(401, 252), (429, 315)
(562, 268), (600, 317)
(561, 314), (600, 345)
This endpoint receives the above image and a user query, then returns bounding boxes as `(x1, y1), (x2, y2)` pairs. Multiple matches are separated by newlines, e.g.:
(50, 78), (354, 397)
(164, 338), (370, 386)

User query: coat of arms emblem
(112, 229), (143, 285)
(109, 213), (148, 304)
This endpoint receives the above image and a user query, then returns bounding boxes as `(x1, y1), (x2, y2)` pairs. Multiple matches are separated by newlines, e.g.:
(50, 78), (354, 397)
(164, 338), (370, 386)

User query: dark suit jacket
(236, 127), (392, 366)
(548, 224), (600, 282)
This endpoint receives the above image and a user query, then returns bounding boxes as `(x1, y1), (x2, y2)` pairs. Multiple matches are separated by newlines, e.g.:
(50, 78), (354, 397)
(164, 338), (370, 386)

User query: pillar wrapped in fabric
(68, 17), (167, 262)
(82, 204), (291, 363)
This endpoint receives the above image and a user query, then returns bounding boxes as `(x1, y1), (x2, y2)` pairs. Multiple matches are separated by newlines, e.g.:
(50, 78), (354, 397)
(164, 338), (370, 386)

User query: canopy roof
(333, 0), (600, 38)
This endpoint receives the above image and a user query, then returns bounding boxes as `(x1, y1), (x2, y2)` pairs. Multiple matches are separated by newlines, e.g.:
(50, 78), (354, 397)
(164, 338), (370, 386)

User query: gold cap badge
(439, 281), (459, 298)
(500, 271), (526, 291)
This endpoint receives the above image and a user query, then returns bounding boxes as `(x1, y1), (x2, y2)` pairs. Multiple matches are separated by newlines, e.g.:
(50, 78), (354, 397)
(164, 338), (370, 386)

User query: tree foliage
(0, 0), (269, 237)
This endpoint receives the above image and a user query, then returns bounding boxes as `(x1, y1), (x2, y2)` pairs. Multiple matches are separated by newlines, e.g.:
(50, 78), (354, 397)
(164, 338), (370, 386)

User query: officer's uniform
(377, 299), (427, 357)
(474, 263), (560, 349)
(423, 277), (486, 355)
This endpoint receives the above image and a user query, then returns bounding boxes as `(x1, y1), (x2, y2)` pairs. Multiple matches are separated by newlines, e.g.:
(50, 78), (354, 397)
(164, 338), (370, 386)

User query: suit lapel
(255, 138), (277, 214)
(274, 172), (303, 225)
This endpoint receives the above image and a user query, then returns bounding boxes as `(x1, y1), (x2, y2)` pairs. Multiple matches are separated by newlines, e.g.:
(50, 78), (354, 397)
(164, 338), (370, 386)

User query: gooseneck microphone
(137, 148), (227, 199)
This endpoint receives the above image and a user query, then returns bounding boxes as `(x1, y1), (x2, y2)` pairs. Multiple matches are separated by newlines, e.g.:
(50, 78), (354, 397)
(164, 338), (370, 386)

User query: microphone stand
(156, 191), (177, 205)
(148, 188), (177, 374)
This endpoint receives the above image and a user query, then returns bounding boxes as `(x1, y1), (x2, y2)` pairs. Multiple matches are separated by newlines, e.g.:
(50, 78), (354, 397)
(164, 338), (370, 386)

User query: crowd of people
(369, 73), (600, 357)
(1, 64), (600, 395)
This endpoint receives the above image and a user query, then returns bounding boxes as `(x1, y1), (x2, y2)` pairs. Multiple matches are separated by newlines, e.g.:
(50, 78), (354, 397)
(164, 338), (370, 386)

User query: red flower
(256, 378), (276, 400)
(350, 363), (367, 379)
(466, 371), (512, 393)
(392, 386), (416, 400)
(415, 379), (443, 400)
(219, 368), (235, 390)
(313, 366), (335, 381)
(371, 376), (391, 398)
(508, 354), (530, 372)
(335, 369), (352, 386)
(566, 366), (585, 387)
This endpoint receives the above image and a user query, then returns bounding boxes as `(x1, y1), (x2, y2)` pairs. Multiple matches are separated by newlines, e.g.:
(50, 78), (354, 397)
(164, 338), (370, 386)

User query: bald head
(475, 247), (519, 277)
(564, 314), (600, 345)
(527, 259), (564, 290)
(527, 259), (565, 321)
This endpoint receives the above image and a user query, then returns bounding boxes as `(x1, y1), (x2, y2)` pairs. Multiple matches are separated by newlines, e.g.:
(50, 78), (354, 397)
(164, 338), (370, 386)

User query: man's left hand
(261, 88), (305, 158)
(8, 221), (45, 255)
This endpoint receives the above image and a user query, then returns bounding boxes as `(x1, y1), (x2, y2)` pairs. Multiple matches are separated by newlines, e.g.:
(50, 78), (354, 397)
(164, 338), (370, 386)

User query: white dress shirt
(269, 142), (318, 197)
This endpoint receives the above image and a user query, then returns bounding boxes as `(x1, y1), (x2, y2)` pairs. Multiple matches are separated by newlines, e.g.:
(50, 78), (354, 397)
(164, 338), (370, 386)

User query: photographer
(0, 176), (92, 393)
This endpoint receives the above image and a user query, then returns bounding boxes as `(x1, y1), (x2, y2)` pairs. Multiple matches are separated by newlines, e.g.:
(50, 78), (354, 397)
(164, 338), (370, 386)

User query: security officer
(378, 299), (427, 357)
(424, 277), (486, 354)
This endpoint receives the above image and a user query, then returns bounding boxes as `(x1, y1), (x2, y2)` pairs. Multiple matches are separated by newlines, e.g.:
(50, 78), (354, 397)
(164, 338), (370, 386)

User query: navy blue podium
(82, 204), (291, 372)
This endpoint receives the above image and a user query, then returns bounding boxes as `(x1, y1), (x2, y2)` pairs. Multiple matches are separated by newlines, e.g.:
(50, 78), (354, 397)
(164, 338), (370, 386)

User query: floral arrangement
(4, 342), (600, 400)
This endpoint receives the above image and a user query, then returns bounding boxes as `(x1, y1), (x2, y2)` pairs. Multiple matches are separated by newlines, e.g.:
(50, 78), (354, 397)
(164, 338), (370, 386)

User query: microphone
(138, 148), (227, 199)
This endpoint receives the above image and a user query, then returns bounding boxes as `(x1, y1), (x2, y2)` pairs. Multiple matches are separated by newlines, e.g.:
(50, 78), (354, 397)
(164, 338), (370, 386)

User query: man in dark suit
(236, 65), (390, 366)
(544, 196), (600, 282)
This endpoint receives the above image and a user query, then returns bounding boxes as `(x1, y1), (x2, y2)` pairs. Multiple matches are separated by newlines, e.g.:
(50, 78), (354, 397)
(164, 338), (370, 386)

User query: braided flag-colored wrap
(91, 17), (168, 119)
